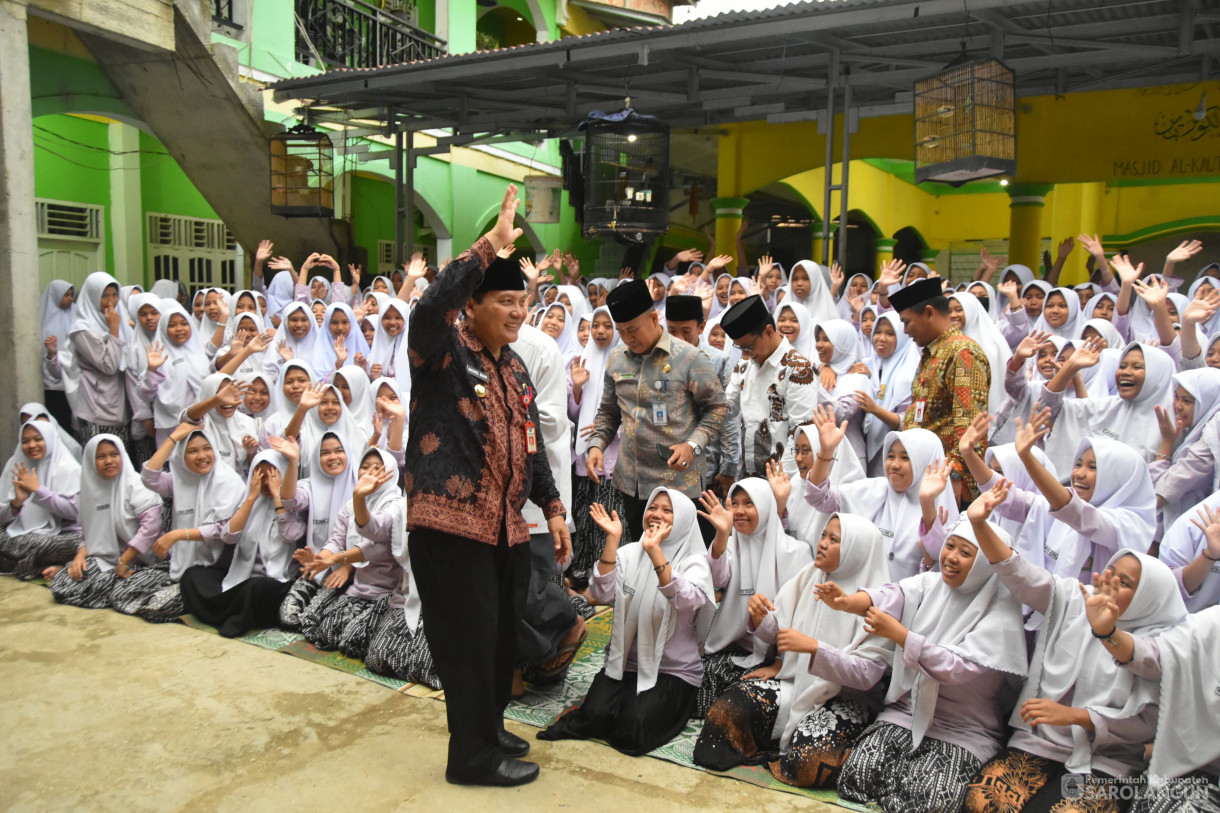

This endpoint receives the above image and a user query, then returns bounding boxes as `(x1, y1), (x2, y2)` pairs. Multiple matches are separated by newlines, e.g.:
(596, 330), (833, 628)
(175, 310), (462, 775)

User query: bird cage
(270, 123), (334, 218)
(914, 55), (1016, 185)
(580, 110), (670, 242)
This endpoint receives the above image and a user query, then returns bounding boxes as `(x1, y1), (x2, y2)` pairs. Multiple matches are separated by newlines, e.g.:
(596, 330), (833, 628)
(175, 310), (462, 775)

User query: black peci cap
(720, 295), (770, 340)
(474, 257), (526, 294)
(887, 278), (945, 313)
(665, 295), (704, 324)
(606, 279), (654, 323)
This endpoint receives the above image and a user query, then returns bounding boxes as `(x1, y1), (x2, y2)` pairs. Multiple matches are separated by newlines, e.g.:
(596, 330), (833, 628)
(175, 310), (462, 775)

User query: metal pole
(393, 127), (404, 265)
(820, 84), (836, 267)
(405, 131), (416, 259)
(837, 72), (852, 275)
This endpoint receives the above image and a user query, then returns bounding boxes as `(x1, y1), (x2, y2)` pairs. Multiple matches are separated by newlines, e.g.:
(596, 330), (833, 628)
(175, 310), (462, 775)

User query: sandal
(535, 625), (589, 683)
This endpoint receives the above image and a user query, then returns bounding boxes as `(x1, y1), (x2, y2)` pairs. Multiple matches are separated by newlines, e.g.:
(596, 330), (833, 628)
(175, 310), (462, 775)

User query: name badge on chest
(912, 399), (926, 424)
(651, 401), (668, 426)
(465, 364), (489, 383)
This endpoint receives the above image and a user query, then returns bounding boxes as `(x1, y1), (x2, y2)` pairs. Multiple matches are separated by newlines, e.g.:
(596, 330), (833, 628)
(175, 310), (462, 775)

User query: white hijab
(865, 312), (920, 467)
(62, 272), (130, 413)
(316, 302), (371, 378)
(773, 300), (814, 360)
(335, 364), (375, 439)
(771, 513), (894, 748)
(152, 302), (210, 428)
(299, 384), (367, 480)
(265, 271), (296, 321)
(786, 260), (839, 321)
(540, 303), (581, 360)
(786, 425), (866, 549)
(708, 273), (733, 320)
(1032, 286), (1084, 339)
(301, 430), (358, 555)
(39, 280), (75, 352)
(983, 443), (1057, 554)
(817, 318), (862, 376)
(18, 402), (81, 459)
(226, 311), (269, 377)
(222, 451), (294, 592)
(574, 306), (621, 457)
(367, 298), (412, 396)
(1014, 549), (1185, 773)
(1043, 437), (1156, 580)
(1044, 342), (1174, 475)
(835, 428), (958, 579)
(167, 427), (247, 581)
(123, 292), (164, 376)
(77, 435), (161, 571)
(267, 301), (325, 379)
(952, 292), (1012, 414)
(195, 373), (257, 476)
(603, 488), (716, 693)
(1145, 606), (1220, 783)
(1159, 490), (1220, 613)
(3, 420), (82, 537)
(888, 520), (1028, 749)
(703, 479), (814, 665)
(344, 448), (404, 596)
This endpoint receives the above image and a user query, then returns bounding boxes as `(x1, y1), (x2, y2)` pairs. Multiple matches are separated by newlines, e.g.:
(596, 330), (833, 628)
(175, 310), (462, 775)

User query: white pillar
(435, 236), (453, 265)
(109, 121), (144, 284)
(0, 1), (43, 455)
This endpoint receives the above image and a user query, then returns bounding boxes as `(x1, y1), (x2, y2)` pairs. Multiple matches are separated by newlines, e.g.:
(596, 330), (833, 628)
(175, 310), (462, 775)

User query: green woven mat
(174, 607), (865, 808)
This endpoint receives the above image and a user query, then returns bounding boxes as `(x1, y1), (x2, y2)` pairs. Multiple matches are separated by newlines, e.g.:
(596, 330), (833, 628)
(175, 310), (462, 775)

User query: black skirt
(179, 564), (294, 639)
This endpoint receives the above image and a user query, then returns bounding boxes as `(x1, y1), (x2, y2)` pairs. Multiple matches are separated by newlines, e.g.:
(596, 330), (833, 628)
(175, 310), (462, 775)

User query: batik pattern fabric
(568, 473), (625, 585)
(363, 596), (443, 690)
(694, 677), (781, 771)
(49, 558), (116, 609)
(964, 748), (1134, 813)
(298, 588), (378, 653)
(839, 720), (983, 813)
(0, 532), (81, 580)
(902, 327), (991, 500)
(110, 562), (185, 623)
(278, 576), (321, 630)
(1130, 771), (1220, 813)
(696, 644), (753, 718)
(774, 696), (874, 789)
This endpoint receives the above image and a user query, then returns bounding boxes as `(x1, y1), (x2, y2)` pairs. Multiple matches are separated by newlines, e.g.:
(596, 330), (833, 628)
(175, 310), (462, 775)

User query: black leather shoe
(445, 758), (540, 787)
(498, 728), (530, 758)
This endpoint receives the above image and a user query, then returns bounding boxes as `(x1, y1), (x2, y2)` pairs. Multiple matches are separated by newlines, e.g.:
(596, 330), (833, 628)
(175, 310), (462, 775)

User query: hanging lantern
(580, 109), (670, 242)
(914, 52), (1016, 185)
(270, 123), (334, 218)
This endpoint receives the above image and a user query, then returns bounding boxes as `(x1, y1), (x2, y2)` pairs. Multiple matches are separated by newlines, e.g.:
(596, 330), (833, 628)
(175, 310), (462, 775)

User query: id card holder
(525, 421), (538, 453)
(912, 398), (926, 424)
(878, 384), (887, 398)
(651, 401), (668, 426)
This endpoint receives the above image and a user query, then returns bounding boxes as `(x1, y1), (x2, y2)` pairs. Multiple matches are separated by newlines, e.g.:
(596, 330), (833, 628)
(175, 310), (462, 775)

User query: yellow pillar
(1007, 183), (1053, 274)
(875, 237), (897, 271)
(711, 196), (749, 275)
(1059, 181), (1106, 286)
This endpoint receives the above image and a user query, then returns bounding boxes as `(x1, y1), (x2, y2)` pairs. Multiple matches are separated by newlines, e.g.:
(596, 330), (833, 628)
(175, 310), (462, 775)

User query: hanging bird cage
(914, 53), (1016, 185)
(580, 109), (670, 242)
(270, 123), (334, 218)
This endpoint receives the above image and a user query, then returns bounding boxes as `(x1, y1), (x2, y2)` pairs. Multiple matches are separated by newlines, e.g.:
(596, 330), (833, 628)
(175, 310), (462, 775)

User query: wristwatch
(686, 440), (704, 456)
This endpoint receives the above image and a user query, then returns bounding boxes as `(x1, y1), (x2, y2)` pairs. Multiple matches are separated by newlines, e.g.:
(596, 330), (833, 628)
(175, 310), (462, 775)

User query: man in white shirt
(721, 295), (819, 478)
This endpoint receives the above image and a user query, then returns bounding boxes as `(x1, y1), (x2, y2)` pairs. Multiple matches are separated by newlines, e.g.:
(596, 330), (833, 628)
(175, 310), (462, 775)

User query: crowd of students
(7, 223), (1220, 810)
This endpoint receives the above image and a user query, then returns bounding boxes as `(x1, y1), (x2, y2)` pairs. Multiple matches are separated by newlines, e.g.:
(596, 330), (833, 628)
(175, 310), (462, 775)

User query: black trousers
(517, 531), (578, 667)
(409, 526), (529, 777)
(42, 389), (74, 436)
(619, 489), (717, 547)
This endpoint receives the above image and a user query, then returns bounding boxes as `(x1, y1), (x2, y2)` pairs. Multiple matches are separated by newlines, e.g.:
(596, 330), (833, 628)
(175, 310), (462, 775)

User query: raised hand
(618, 266), (635, 281)
(217, 379), (247, 409)
(333, 334), (348, 365)
(266, 434), (300, 462)
(1166, 239), (1204, 265)
(255, 239), (274, 265)
(641, 520), (671, 556)
(696, 489), (733, 538)
(919, 458), (951, 503)
(1155, 404), (1185, 446)
(812, 404), (847, 453)
(146, 341), (167, 371)
(1080, 577), (1120, 635)
(376, 393), (405, 420)
(1056, 236), (1075, 261)
(765, 459), (791, 510)
(967, 478), (1011, 524)
(705, 254), (733, 273)
(829, 261), (845, 295)
(570, 357), (589, 389)
(168, 421), (197, 444)
(354, 465), (394, 499)
(519, 257), (540, 287)
(674, 248), (704, 265)
(485, 184), (523, 254)
(1190, 504), (1220, 561)
(979, 246), (1004, 276)
(564, 252), (581, 282)
(878, 258), (907, 289)
(1133, 276), (1169, 307)
(11, 463), (38, 501)
(1069, 337), (1103, 370)
(277, 342), (294, 362)
(348, 263), (362, 287)
(998, 279), (1021, 308)
(588, 503), (622, 540)
(1076, 233), (1105, 258)
(266, 256), (295, 274)
(298, 381), (326, 411)
(1183, 290), (1220, 326)
(368, 363), (382, 380)
(959, 411), (992, 455)
(1014, 330), (1053, 363)
(1013, 405), (1052, 457)
(1109, 254), (1144, 285)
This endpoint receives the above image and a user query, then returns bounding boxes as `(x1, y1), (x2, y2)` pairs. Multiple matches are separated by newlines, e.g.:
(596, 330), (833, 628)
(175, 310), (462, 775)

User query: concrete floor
(0, 579), (836, 812)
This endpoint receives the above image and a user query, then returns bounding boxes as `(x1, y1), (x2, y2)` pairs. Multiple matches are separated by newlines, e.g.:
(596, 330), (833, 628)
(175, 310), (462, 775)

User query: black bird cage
(270, 123), (334, 218)
(581, 110), (669, 242)
(914, 52), (1016, 186)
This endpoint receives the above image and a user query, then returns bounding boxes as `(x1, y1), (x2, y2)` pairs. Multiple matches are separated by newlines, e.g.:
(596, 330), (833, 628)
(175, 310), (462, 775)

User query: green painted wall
(33, 113), (115, 272)
(139, 131), (219, 221)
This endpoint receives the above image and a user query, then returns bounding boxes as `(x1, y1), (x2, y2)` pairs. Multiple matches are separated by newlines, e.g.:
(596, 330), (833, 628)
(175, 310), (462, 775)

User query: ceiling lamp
(914, 48), (1016, 186)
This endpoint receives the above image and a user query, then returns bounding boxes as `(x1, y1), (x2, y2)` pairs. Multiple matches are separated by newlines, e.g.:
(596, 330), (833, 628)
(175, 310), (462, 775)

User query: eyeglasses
(733, 334), (760, 353)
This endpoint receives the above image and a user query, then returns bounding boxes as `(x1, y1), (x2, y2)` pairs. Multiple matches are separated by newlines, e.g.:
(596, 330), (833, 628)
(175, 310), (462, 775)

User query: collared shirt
(902, 326), (991, 497)
(697, 340), (741, 480)
(725, 336), (818, 476)
(589, 330), (727, 499)
(406, 238), (565, 547)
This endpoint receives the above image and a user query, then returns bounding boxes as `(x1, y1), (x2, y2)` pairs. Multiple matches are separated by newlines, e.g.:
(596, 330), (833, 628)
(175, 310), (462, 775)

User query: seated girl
(125, 423), (247, 623)
(695, 478), (812, 717)
(0, 421), (82, 579)
(963, 481), (1187, 813)
(805, 409), (957, 579)
(177, 451), (304, 638)
(282, 382), (366, 478)
(273, 432), (357, 628)
(693, 513), (892, 786)
(537, 489), (715, 755)
(821, 521), (1028, 813)
(47, 436), (161, 610)
(770, 426), (864, 552)
(185, 374), (259, 477)
(293, 448), (404, 660)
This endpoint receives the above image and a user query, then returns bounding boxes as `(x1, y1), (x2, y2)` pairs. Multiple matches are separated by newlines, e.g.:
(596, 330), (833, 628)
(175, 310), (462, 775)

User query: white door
(38, 241), (99, 291)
